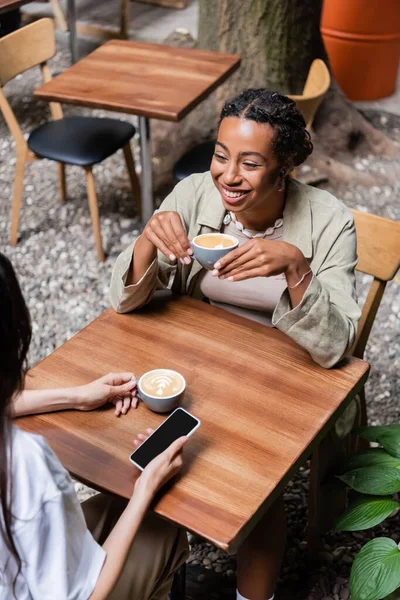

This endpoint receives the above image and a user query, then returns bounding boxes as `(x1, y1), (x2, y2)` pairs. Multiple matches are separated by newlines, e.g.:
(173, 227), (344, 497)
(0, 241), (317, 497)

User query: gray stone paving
(0, 35), (399, 600)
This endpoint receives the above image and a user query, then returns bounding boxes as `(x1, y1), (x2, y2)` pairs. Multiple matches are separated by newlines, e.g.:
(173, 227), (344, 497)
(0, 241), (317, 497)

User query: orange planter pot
(321, 0), (400, 100)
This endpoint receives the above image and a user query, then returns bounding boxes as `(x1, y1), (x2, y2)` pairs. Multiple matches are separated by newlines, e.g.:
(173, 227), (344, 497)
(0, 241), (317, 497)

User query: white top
(0, 425), (105, 600)
(200, 220), (287, 326)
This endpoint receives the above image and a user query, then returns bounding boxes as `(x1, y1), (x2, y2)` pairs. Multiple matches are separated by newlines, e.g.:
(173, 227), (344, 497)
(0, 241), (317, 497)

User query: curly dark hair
(219, 89), (313, 177)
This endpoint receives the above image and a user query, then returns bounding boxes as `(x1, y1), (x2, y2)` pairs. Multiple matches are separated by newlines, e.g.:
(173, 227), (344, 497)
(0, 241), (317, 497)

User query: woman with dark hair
(0, 252), (189, 599)
(110, 89), (361, 599)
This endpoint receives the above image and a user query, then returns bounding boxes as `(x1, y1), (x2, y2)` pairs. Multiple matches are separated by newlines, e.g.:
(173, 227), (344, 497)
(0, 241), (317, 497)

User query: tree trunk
(196, 0), (399, 167)
(198, 0), (325, 112)
(150, 0), (398, 191)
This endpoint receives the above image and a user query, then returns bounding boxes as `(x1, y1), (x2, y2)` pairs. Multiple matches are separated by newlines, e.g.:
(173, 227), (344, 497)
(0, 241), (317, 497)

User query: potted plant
(335, 425), (400, 600)
(321, 0), (400, 100)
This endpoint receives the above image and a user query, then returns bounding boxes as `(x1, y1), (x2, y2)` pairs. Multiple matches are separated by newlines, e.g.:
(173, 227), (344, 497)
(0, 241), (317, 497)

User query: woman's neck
(235, 182), (286, 231)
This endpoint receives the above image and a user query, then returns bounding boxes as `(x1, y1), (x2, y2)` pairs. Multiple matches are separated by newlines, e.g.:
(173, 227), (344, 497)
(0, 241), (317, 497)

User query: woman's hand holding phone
(132, 429), (187, 501)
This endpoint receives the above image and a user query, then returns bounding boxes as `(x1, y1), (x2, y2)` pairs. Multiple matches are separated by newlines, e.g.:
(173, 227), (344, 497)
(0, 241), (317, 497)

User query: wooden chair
(172, 59), (330, 181)
(308, 209), (400, 554)
(0, 18), (141, 261)
(288, 58), (331, 131)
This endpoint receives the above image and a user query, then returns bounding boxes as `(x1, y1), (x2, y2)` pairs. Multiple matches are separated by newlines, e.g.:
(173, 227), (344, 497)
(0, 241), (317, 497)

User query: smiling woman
(110, 88), (360, 368)
(110, 89), (362, 600)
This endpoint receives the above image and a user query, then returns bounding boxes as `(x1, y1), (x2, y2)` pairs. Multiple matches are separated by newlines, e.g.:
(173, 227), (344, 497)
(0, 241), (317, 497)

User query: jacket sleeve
(109, 181), (191, 313)
(272, 212), (361, 368)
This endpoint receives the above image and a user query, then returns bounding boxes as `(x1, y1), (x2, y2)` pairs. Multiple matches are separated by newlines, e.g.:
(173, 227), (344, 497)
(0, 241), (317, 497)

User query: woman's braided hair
(219, 89), (313, 177)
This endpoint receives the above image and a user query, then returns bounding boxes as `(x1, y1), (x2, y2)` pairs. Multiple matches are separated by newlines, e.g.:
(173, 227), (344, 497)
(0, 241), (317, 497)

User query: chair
(287, 58), (330, 131)
(172, 59), (330, 182)
(0, 18), (142, 261)
(308, 209), (400, 554)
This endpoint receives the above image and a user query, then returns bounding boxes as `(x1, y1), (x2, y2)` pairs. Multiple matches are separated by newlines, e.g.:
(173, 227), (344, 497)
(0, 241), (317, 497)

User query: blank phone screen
(130, 409), (199, 470)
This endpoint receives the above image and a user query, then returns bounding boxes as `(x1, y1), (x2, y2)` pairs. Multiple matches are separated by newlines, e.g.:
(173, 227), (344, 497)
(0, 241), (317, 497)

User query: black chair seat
(173, 140), (215, 181)
(28, 116), (136, 167)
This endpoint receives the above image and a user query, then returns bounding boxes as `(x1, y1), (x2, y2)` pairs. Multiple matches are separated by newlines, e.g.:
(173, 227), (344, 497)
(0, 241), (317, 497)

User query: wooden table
(34, 40), (241, 222)
(17, 295), (369, 552)
(0, 0), (32, 14)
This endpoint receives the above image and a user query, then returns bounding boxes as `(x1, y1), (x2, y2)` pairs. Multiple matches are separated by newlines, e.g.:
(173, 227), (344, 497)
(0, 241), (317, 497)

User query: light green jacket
(110, 172), (361, 369)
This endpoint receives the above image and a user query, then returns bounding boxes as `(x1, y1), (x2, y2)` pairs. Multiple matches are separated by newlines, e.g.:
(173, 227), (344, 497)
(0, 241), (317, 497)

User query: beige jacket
(110, 173), (361, 369)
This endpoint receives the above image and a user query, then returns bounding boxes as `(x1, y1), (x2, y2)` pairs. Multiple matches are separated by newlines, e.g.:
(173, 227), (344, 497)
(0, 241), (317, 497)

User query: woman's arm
(12, 373), (137, 417)
(272, 216), (361, 368)
(110, 178), (193, 314)
(89, 436), (186, 600)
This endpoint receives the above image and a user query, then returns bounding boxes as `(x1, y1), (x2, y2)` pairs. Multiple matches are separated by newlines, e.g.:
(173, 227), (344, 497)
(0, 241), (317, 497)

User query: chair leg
(123, 142), (142, 219)
(58, 163), (67, 202)
(119, 0), (130, 39)
(355, 387), (370, 453)
(9, 152), (27, 246)
(50, 0), (68, 32)
(85, 167), (105, 262)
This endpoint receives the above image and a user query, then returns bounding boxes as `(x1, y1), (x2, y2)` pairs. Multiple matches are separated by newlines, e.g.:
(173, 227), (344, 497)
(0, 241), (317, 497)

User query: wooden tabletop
(17, 294), (369, 552)
(33, 40), (241, 121)
(0, 0), (32, 14)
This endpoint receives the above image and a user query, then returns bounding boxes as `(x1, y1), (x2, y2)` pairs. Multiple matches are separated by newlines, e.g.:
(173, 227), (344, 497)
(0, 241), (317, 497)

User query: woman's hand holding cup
(143, 211), (193, 265)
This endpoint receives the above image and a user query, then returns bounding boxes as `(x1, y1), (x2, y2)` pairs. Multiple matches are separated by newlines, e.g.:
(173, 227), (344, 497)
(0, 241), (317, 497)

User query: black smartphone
(129, 408), (200, 471)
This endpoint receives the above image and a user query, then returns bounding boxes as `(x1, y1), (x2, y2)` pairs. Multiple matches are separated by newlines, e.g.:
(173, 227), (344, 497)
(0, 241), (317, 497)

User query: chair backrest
(350, 209), (400, 359)
(0, 18), (56, 87)
(288, 59), (331, 130)
(0, 19), (61, 151)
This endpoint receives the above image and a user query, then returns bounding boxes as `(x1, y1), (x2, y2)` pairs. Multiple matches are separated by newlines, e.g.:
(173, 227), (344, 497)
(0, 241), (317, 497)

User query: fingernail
(180, 258), (184, 264)
(214, 261), (221, 269)
(169, 254), (176, 261)
(187, 248), (193, 255)
(228, 276), (233, 281)
(184, 257), (191, 265)
(211, 269), (218, 276)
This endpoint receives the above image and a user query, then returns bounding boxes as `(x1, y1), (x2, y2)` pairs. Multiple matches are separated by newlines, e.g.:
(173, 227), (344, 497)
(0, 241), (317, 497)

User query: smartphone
(129, 407), (200, 471)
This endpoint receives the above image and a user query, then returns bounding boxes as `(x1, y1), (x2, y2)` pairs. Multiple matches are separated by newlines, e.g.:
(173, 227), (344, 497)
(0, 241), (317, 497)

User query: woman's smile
(219, 184), (252, 205)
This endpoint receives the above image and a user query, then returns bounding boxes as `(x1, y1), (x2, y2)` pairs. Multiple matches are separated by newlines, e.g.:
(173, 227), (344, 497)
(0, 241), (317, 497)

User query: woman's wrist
(284, 246), (310, 287)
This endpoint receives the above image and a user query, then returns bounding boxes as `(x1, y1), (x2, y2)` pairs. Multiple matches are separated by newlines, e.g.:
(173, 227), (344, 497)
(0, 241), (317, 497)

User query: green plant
(334, 425), (400, 600)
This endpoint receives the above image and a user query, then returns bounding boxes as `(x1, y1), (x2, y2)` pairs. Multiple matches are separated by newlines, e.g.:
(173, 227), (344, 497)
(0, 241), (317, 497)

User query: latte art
(140, 369), (184, 398)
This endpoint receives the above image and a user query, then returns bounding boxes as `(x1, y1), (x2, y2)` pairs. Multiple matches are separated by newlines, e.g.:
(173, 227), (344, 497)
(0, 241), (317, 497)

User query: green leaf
(334, 495), (399, 532)
(343, 449), (400, 472)
(338, 466), (400, 495)
(350, 537), (400, 600)
(377, 431), (400, 459)
(357, 425), (400, 444)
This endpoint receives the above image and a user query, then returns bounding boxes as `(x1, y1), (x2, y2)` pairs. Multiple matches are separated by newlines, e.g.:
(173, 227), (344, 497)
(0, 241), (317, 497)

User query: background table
(0, 0), (31, 13)
(34, 40), (241, 222)
(18, 295), (369, 552)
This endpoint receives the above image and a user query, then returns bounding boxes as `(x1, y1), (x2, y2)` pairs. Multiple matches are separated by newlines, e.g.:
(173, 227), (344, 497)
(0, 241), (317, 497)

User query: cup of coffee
(138, 369), (186, 413)
(191, 233), (238, 270)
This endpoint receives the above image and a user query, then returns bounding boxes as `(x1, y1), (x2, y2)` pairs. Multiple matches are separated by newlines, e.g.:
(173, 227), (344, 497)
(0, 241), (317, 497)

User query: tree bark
(198, 0), (325, 112)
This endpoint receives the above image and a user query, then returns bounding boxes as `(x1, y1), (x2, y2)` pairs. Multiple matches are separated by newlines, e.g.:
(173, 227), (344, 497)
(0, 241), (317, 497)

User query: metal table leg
(139, 116), (154, 223)
(67, 0), (77, 63)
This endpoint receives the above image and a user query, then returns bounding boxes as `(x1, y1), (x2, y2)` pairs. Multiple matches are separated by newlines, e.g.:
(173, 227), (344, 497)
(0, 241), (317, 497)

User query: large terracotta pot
(321, 0), (400, 100)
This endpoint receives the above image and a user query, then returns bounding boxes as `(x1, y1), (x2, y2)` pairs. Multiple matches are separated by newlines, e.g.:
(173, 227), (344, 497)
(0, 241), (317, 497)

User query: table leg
(139, 116), (154, 223)
(67, 0), (77, 63)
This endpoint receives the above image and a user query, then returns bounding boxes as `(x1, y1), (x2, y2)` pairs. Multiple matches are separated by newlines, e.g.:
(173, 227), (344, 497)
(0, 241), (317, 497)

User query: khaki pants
(82, 494), (189, 600)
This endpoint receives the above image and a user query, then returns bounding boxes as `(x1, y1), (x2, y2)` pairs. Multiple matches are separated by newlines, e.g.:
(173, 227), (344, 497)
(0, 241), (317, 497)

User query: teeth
(225, 190), (245, 198)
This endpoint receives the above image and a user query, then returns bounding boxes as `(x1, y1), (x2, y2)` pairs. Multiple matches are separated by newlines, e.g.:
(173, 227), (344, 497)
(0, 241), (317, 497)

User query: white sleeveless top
(200, 221), (287, 326)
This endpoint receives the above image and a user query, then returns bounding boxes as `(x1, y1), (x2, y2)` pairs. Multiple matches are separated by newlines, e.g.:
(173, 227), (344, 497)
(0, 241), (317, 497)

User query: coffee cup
(191, 233), (238, 270)
(137, 369), (186, 413)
